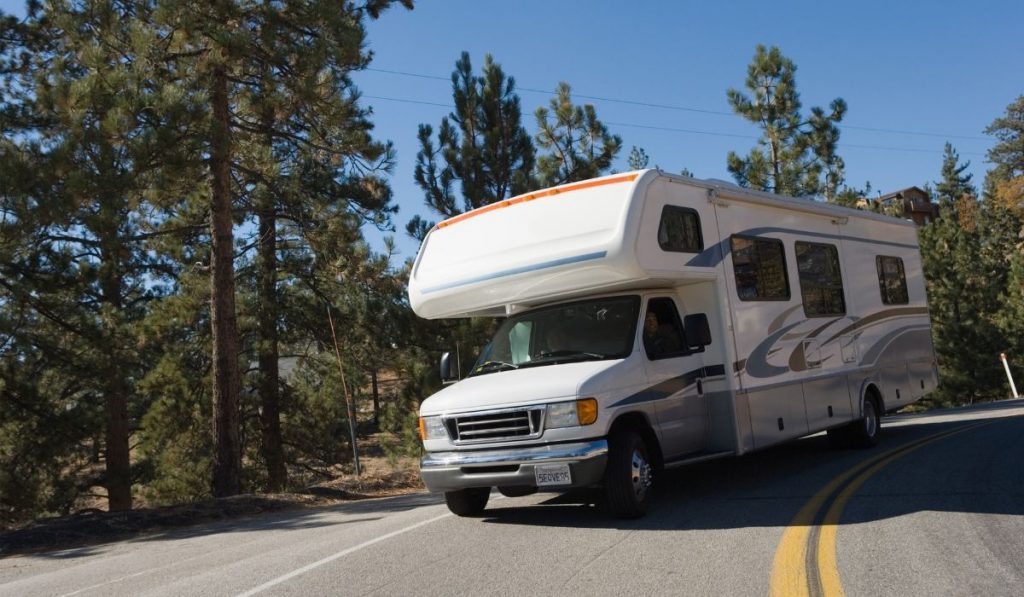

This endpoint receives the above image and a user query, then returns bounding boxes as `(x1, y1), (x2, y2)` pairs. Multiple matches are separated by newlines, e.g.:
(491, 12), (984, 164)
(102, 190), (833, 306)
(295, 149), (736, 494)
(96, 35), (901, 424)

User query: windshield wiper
(529, 350), (607, 364)
(470, 360), (519, 376)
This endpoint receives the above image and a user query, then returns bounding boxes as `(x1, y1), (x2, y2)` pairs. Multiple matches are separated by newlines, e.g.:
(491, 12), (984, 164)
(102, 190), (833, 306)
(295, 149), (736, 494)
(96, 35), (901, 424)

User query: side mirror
(683, 313), (712, 353)
(440, 351), (459, 384)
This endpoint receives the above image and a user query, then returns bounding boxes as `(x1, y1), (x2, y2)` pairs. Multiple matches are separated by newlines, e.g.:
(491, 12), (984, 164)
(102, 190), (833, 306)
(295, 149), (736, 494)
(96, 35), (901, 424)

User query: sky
(353, 0), (1023, 262)
(1, 0), (1020, 264)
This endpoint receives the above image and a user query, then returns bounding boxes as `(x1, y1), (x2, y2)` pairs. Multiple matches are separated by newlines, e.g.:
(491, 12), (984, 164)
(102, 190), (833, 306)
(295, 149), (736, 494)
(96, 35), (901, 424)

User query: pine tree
(726, 45), (847, 199)
(151, 0), (411, 497)
(935, 143), (974, 201)
(0, 0), (205, 512)
(984, 95), (1024, 218)
(409, 52), (534, 241)
(534, 82), (621, 187)
(983, 95), (1024, 392)
(628, 146), (650, 170)
(918, 143), (1013, 403)
(984, 95), (1024, 184)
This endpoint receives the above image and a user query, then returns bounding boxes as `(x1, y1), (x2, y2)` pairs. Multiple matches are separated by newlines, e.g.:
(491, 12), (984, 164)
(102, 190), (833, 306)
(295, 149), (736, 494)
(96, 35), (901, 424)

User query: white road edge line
(233, 512), (453, 597)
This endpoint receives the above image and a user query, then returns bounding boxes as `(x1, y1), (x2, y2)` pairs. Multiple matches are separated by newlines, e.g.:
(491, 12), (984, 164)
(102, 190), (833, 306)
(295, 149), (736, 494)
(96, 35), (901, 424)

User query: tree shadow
(1, 492), (443, 559)
(477, 413), (1024, 531)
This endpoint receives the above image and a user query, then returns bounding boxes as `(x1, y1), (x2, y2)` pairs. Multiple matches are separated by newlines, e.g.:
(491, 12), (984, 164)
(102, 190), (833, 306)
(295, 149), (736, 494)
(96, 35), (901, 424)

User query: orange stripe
(435, 174), (639, 230)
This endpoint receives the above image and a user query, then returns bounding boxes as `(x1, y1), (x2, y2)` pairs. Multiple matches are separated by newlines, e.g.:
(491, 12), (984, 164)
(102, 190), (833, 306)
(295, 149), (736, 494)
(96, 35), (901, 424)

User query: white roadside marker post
(1001, 353), (1019, 399)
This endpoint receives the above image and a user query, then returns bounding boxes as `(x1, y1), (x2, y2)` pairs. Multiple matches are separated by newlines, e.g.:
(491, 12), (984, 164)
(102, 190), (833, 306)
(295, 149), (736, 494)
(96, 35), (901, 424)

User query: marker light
(419, 416), (447, 441)
(576, 398), (598, 426)
(546, 399), (598, 429)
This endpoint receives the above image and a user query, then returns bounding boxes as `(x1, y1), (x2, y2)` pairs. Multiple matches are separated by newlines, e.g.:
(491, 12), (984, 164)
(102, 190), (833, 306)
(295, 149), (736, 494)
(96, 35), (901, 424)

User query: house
(856, 187), (939, 226)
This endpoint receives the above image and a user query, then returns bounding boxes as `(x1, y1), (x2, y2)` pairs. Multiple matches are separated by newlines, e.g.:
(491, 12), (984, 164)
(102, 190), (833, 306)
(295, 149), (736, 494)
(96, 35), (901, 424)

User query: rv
(408, 170), (937, 518)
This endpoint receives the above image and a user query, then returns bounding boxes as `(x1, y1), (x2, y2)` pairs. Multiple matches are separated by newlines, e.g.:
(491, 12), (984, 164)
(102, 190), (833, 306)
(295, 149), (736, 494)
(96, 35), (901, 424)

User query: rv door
(642, 296), (709, 459)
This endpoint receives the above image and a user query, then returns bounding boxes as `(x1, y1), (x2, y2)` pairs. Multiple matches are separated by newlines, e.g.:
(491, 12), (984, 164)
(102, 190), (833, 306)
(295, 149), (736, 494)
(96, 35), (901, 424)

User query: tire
(603, 429), (653, 519)
(444, 488), (490, 517)
(849, 395), (881, 448)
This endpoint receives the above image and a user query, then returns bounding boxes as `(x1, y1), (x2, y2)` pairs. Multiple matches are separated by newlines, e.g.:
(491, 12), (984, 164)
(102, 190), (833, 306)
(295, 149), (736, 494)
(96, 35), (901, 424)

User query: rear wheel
(603, 429), (653, 519)
(444, 488), (490, 517)
(850, 396), (881, 448)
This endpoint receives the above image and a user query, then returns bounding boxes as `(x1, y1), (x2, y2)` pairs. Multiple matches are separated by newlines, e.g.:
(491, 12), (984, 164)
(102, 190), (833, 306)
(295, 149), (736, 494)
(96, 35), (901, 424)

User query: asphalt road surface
(2, 400), (1022, 597)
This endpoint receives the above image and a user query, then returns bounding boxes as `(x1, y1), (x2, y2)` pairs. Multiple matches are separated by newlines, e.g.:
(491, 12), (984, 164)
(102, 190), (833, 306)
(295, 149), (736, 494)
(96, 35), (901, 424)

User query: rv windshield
(469, 296), (640, 377)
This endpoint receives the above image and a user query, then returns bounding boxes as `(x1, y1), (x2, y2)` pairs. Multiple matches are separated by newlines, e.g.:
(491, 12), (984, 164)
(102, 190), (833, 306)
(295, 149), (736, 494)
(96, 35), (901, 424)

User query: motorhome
(408, 170), (937, 518)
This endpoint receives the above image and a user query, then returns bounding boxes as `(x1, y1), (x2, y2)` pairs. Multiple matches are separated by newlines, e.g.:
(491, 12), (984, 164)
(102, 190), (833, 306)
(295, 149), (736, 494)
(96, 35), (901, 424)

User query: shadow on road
(1, 487), (445, 559)
(5, 408), (1020, 557)
(476, 413), (1024, 532)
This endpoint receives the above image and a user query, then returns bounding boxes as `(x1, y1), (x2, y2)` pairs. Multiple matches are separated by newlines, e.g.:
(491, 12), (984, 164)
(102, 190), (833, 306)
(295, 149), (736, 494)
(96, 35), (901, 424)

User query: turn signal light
(576, 398), (598, 425)
(418, 417), (427, 441)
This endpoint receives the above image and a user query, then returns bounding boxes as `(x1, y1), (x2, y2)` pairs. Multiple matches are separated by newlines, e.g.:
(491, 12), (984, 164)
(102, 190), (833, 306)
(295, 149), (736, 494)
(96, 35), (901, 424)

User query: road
(2, 400), (1022, 597)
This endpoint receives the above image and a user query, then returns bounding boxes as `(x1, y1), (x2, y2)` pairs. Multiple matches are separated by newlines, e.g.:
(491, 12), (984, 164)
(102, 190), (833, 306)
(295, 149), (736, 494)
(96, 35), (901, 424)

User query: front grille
(443, 407), (544, 444)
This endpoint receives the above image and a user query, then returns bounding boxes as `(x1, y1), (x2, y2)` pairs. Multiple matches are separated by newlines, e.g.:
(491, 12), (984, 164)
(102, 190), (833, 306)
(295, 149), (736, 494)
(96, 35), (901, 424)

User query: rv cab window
(643, 297), (686, 360)
(468, 296), (640, 377)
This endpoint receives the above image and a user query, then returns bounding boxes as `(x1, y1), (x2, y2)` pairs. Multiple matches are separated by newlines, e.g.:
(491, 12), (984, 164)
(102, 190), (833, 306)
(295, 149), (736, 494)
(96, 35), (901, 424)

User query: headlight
(418, 416), (447, 441)
(545, 398), (598, 429)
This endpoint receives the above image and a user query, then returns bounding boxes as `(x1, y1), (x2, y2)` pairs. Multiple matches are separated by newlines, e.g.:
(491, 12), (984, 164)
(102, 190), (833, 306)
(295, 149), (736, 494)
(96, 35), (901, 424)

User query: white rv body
(409, 170), (937, 516)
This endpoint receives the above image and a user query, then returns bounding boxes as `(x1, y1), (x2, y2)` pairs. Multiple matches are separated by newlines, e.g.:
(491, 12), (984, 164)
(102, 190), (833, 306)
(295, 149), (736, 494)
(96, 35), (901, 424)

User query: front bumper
(420, 439), (609, 493)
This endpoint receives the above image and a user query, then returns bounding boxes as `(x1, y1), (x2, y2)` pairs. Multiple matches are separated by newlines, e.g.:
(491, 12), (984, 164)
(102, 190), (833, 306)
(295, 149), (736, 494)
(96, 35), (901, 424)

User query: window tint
(795, 242), (846, 316)
(658, 206), (703, 253)
(643, 297), (686, 360)
(876, 255), (909, 305)
(731, 236), (790, 301)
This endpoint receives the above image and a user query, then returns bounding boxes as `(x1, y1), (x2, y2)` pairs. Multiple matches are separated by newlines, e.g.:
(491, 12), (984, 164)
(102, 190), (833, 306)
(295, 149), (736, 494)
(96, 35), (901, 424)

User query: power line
(363, 66), (990, 142)
(362, 95), (987, 157)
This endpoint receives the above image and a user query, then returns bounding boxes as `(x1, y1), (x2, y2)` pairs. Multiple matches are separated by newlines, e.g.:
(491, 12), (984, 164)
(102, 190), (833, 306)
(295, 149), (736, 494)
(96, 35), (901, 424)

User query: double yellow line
(769, 421), (991, 597)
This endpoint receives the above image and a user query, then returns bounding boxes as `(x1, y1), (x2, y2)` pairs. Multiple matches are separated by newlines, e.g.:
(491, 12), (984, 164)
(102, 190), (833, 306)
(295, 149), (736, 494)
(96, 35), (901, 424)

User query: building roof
(877, 186), (929, 201)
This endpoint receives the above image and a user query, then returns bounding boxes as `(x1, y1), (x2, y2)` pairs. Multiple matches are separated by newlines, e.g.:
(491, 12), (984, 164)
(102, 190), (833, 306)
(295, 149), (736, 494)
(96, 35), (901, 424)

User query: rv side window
(795, 241), (846, 317)
(730, 235), (790, 301)
(876, 255), (909, 304)
(658, 206), (703, 253)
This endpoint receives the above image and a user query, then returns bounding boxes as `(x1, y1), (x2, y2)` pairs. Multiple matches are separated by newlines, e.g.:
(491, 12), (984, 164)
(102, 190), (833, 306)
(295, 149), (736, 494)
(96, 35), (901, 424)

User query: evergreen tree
(628, 146), (649, 170)
(409, 52), (534, 241)
(983, 95), (1024, 390)
(726, 45), (847, 199)
(918, 143), (1014, 404)
(0, 0), (204, 512)
(534, 82), (621, 187)
(984, 95), (1024, 218)
(151, 0), (411, 497)
(984, 95), (1024, 184)
(935, 143), (974, 202)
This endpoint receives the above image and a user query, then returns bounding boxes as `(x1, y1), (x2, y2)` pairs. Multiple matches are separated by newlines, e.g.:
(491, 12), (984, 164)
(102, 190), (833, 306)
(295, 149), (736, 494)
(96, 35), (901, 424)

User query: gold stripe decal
(435, 174), (639, 231)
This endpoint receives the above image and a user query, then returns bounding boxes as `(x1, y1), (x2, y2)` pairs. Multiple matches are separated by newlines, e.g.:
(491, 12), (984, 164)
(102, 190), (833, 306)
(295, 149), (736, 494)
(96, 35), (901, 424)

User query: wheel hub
(631, 450), (652, 499)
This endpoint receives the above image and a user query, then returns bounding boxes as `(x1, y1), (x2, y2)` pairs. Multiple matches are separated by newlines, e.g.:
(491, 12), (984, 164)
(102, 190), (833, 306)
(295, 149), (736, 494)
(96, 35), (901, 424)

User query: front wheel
(603, 429), (653, 519)
(444, 488), (490, 517)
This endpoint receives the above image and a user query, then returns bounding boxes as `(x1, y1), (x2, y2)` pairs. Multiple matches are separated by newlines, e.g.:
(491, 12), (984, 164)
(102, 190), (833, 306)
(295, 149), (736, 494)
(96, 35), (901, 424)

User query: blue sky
(355, 0), (1022, 262)
(2, 0), (1020, 264)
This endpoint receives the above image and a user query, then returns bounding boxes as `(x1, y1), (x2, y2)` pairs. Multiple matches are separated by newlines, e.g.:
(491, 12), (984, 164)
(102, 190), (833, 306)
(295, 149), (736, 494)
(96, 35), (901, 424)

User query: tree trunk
(210, 65), (242, 498)
(98, 211), (131, 511)
(371, 369), (380, 426)
(104, 387), (132, 511)
(257, 180), (286, 491)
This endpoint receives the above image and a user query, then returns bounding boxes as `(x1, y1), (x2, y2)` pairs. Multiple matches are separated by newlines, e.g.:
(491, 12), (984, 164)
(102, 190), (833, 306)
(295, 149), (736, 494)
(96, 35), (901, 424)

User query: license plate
(534, 463), (572, 487)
